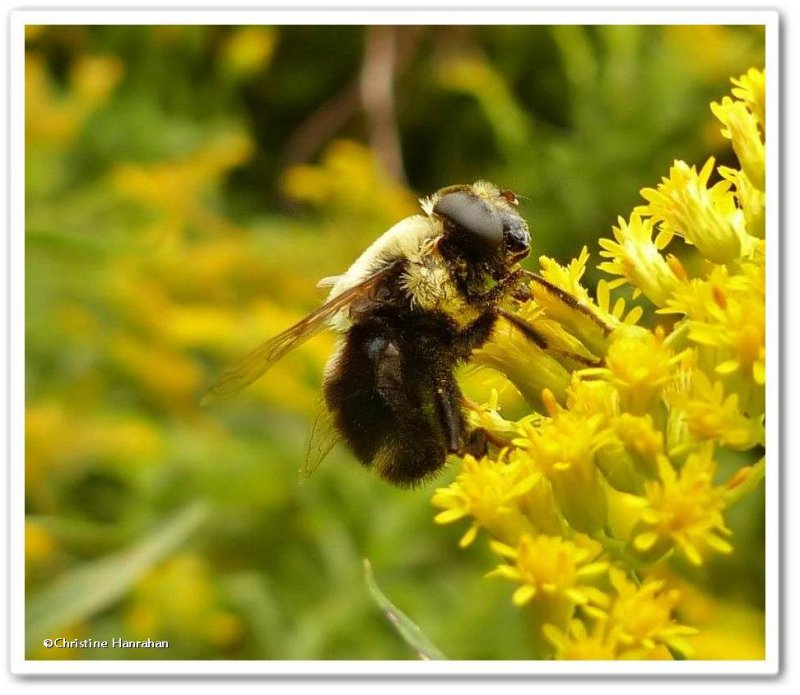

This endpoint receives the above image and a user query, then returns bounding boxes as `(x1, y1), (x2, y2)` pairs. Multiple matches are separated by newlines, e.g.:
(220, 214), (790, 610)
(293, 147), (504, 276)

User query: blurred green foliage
(25, 24), (764, 660)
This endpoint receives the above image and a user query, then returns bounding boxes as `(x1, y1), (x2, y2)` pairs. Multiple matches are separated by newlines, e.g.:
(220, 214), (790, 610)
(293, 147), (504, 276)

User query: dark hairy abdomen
(323, 304), (497, 486)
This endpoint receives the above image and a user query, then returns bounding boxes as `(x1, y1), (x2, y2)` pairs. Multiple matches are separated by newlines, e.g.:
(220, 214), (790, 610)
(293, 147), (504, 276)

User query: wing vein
(201, 260), (400, 405)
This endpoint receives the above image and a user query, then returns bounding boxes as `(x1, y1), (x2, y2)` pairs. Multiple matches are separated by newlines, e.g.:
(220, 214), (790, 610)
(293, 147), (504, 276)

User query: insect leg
(498, 308), (603, 367)
(432, 373), (465, 454)
(520, 270), (614, 335)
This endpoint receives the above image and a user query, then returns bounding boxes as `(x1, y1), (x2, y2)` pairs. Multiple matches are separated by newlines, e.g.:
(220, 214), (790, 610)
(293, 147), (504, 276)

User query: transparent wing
(202, 261), (399, 406)
(300, 399), (342, 482)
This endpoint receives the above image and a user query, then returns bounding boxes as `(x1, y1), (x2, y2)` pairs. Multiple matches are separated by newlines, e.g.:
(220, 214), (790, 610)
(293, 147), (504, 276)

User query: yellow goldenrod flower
(595, 279), (644, 326)
(639, 158), (751, 263)
(488, 533), (610, 656)
(711, 96), (765, 191)
(538, 246), (594, 304)
(583, 328), (684, 418)
(668, 370), (764, 451)
(565, 374), (620, 419)
(534, 250), (614, 356)
(719, 164), (765, 240)
(487, 532), (611, 604)
(431, 454), (538, 548)
(543, 618), (620, 660)
(515, 392), (611, 533)
(474, 316), (572, 410)
(662, 263), (766, 394)
(463, 388), (527, 445)
(594, 414), (664, 494)
(544, 573), (696, 661)
(512, 450), (570, 538)
(607, 568), (697, 657)
(598, 213), (684, 307)
(731, 68), (765, 133)
(631, 445), (733, 566)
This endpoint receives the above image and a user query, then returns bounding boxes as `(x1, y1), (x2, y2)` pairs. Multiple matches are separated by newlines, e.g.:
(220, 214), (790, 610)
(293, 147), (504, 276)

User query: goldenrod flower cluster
(432, 69), (766, 660)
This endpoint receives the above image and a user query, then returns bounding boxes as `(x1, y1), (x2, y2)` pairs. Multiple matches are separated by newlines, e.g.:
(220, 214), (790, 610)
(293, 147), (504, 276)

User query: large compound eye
(433, 190), (503, 258)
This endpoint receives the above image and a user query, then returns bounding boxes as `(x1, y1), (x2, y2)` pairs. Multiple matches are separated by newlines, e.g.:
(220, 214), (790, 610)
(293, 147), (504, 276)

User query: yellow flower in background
(71, 55), (125, 106)
(125, 554), (243, 650)
(433, 67), (766, 660)
(25, 521), (56, 572)
(283, 139), (418, 224)
(111, 132), (253, 248)
(221, 26), (277, 77)
(26, 53), (123, 146)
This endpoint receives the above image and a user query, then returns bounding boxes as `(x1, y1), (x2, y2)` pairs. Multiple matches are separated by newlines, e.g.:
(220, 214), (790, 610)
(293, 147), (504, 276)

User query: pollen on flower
(517, 406), (611, 533)
(607, 568), (698, 657)
(638, 158), (750, 263)
(475, 318), (572, 409)
(431, 454), (539, 547)
(543, 567), (697, 661)
(598, 213), (682, 307)
(633, 445), (733, 566)
(543, 618), (620, 660)
(668, 370), (764, 451)
(731, 68), (765, 132)
(588, 328), (684, 417)
(487, 534), (609, 612)
(661, 263), (765, 397)
(711, 96), (765, 191)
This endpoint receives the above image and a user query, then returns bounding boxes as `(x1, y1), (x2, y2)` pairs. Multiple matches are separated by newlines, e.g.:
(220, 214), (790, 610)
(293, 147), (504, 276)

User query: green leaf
(363, 559), (447, 661)
(26, 502), (210, 650)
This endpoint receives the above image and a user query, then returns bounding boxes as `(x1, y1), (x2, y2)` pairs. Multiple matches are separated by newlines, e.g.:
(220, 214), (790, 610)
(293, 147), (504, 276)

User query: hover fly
(205, 181), (545, 487)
